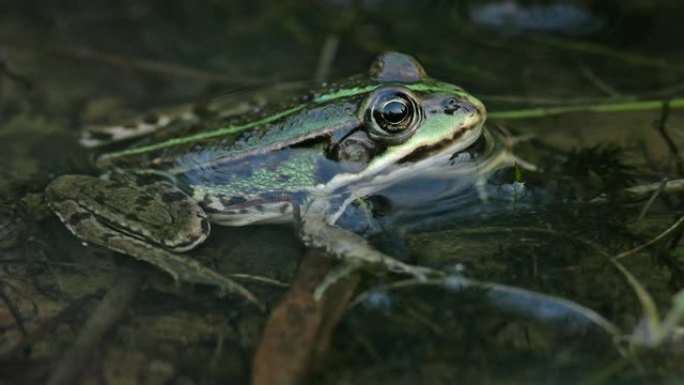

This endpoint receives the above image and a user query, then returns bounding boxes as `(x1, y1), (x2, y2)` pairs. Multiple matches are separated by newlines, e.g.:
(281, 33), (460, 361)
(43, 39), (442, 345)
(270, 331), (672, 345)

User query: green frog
(45, 52), (487, 304)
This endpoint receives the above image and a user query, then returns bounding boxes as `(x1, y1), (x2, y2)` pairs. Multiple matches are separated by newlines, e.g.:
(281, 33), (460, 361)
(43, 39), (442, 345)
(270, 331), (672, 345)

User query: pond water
(1, 1), (684, 384)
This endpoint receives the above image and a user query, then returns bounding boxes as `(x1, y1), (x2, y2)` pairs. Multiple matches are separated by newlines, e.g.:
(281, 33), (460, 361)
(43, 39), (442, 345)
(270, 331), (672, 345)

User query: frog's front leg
(45, 175), (257, 303)
(300, 209), (441, 299)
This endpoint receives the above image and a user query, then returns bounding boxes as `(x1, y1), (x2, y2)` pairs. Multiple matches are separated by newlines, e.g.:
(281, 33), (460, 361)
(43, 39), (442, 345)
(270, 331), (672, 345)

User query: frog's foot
(301, 214), (441, 298)
(45, 175), (258, 304)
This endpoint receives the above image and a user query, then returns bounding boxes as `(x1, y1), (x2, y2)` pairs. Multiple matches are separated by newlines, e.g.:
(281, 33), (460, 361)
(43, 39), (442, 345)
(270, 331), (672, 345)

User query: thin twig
(46, 266), (147, 385)
(227, 273), (289, 288)
(0, 294), (96, 359)
(609, 259), (662, 346)
(613, 214), (684, 261)
(428, 226), (609, 257)
(576, 60), (621, 97)
(653, 100), (684, 176)
(315, 34), (339, 81)
(636, 140), (659, 174)
(50, 45), (264, 86)
(0, 60), (32, 90)
(0, 281), (27, 338)
(532, 35), (680, 72)
(0, 42), (272, 87)
(634, 179), (668, 225)
(623, 179), (684, 200)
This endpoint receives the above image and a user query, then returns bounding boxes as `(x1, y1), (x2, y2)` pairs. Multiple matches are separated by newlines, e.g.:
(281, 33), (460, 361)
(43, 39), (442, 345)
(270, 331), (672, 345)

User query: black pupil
(382, 100), (408, 124)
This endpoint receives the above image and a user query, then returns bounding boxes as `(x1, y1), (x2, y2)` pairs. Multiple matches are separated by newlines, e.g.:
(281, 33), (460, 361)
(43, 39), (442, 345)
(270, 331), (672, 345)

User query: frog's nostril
(461, 103), (479, 115)
(444, 100), (479, 116)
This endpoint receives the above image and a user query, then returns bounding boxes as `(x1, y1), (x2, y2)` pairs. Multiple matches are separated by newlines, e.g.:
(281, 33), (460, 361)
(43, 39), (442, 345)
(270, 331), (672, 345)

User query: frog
(44, 52), (488, 304)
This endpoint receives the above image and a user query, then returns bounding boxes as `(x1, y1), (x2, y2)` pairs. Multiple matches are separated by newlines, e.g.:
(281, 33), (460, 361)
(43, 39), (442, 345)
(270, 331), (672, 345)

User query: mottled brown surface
(252, 250), (359, 385)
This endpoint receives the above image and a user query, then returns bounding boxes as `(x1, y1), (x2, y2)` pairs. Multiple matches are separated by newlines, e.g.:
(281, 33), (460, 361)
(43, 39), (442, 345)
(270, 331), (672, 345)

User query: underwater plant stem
(613, 213), (684, 261)
(634, 179), (668, 225)
(610, 260), (662, 345)
(315, 34), (339, 81)
(625, 179), (684, 200)
(350, 276), (622, 339)
(47, 267), (146, 385)
(226, 273), (289, 288)
(490, 98), (684, 120)
(532, 35), (676, 72)
(659, 289), (684, 338)
(653, 101), (684, 176)
(0, 295), (96, 360)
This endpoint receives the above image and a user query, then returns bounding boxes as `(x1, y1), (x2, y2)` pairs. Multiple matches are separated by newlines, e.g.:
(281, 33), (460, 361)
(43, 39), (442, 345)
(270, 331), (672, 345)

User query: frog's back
(90, 52), (487, 227)
(90, 81), (375, 214)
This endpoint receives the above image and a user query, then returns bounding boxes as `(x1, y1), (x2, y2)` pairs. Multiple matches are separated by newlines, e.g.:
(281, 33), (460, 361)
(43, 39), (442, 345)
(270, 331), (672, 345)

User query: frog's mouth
(396, 121), (483, 165)
(325, 121), (485, 198)
(398, 116), (485, 170)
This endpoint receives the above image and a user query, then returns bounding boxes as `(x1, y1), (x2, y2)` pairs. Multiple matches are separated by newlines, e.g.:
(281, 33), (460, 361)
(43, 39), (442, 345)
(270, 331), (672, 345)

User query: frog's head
(322, 52), (486, 195)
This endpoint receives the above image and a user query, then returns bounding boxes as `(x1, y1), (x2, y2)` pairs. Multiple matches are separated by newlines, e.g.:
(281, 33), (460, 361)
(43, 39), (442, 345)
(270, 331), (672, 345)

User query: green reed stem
(490, 98), (684, 120)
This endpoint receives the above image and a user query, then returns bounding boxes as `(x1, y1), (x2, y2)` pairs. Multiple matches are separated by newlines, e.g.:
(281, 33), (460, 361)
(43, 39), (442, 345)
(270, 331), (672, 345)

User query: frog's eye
(365, 87), (422, 145)
(376, 99), (410, 127)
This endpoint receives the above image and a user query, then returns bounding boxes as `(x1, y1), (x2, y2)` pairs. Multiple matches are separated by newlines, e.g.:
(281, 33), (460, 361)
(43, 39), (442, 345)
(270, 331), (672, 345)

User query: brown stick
(251, 250), (359, 385)
(46, 266), (147, 385)
(0, 294), (96, 360)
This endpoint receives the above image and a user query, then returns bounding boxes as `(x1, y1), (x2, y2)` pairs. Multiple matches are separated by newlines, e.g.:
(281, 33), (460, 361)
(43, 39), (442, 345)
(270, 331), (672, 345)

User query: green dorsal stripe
(102, 82), (464, 160)
(101, 104), (306, 160)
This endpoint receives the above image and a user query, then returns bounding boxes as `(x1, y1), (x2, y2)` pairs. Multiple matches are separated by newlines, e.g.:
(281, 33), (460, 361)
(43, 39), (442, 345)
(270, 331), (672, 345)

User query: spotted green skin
(44, 52), (487, 300)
